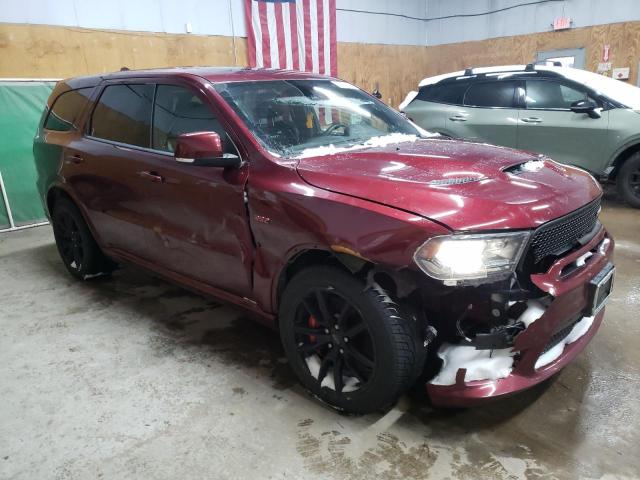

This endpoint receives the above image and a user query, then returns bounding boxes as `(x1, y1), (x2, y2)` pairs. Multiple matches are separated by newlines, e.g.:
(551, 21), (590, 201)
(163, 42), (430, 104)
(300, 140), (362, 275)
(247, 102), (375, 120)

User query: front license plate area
(586, 263), (615, 316)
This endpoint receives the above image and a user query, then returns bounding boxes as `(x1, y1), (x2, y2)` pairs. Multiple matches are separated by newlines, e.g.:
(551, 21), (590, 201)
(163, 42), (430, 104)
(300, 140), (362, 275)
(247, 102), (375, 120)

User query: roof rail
(527, 60), (563, 70)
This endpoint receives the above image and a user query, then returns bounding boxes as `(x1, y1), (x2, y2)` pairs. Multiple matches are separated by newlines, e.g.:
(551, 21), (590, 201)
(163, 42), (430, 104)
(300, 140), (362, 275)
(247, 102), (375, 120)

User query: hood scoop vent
(503, 158), (546, 176)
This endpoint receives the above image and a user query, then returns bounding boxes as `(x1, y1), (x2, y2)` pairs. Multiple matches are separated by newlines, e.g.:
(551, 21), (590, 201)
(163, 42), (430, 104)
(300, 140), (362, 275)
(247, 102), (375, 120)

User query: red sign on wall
(553, 17), (572, 30)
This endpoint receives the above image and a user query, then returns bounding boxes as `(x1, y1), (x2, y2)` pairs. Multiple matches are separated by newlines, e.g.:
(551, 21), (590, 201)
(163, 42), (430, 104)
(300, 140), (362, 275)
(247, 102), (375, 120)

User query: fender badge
(254, 215), (271, 224)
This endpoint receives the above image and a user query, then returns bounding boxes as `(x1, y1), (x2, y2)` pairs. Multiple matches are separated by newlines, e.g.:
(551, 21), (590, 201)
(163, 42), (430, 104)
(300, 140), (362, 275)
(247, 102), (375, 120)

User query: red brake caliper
(308, 315), (318, 344)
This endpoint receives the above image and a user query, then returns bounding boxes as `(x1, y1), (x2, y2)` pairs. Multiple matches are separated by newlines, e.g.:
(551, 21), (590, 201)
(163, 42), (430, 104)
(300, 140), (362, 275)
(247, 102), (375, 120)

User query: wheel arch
(46, 185), (104, 249)
(608, 142), (640, 180)
(46, 186), (74, 217)
(273, 247), (420, 315)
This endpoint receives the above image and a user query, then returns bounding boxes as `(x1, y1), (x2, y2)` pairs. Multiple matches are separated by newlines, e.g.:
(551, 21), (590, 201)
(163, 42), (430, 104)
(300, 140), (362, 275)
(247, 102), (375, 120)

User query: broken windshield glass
(214, 79), (422, 157)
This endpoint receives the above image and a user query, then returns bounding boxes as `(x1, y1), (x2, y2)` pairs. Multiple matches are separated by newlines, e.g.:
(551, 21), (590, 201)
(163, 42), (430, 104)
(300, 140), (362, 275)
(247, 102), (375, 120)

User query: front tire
(51, 198), (116, 279)
(279, 266), (420, 414)
(617, 152), (640, 208)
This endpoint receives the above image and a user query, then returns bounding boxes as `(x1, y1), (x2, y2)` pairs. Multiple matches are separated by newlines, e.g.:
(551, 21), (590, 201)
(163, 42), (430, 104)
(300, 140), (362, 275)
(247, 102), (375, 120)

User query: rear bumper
(426, 227), (614, 407)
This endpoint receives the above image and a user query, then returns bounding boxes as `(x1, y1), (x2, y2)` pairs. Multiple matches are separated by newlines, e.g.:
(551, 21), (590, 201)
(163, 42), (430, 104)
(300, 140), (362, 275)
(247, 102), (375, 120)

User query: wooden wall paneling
(1, 21), (639, 106)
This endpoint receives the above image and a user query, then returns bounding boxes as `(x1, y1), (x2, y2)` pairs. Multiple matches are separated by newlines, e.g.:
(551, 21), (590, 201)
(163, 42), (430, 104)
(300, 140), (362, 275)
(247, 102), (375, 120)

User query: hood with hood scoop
(295, 138), (602, 231)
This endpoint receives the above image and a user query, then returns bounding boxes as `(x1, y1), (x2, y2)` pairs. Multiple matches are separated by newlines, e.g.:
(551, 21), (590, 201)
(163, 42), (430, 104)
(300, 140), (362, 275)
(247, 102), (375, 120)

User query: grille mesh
(541, 315), (582, 355)
(529, 198), (601, 264)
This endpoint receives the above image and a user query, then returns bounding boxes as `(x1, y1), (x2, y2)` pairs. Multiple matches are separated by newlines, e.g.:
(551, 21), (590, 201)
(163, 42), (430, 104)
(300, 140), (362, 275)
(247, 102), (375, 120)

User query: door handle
(449, 115), (468, 122)
(66, 154), (84, 164)
(139, 171), (164, 183)
(521, 117), (543, 124)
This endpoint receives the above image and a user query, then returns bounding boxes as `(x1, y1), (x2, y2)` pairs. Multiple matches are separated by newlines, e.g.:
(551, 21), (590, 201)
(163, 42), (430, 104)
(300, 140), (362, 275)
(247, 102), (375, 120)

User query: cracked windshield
(215, 79), (422, 157)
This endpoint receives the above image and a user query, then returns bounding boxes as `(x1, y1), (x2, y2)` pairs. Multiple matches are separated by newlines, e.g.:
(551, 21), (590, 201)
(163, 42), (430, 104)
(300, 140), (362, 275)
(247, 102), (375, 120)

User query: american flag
(244, 0), (337, 76)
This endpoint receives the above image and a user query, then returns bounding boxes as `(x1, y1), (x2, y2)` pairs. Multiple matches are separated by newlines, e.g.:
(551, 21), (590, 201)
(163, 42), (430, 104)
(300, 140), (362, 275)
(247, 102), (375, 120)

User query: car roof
(62, 67), (333, 90)
(418, 64), (568, 87)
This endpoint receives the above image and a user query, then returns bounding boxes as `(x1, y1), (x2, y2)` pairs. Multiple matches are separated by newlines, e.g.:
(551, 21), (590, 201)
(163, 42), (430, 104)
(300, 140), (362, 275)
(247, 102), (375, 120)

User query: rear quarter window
(416, 82), (469, 105)
(464, 81), (518, 108)
(44, 87), (93, 131)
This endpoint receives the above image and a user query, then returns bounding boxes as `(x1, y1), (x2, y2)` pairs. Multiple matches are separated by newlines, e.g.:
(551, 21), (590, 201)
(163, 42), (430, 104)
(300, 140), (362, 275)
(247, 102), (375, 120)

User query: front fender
(247, 182), (451, 315)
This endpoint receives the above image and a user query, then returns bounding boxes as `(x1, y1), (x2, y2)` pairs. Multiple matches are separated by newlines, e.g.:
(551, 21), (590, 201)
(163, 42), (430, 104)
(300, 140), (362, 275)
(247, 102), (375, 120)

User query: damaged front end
(412, 199), (615, 406)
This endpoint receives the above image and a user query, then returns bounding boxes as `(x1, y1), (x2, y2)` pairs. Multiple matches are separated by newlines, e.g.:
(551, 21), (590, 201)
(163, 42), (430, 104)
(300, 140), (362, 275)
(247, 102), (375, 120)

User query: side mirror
(570, 100), (601, 119)
(174, 131), (241, 168)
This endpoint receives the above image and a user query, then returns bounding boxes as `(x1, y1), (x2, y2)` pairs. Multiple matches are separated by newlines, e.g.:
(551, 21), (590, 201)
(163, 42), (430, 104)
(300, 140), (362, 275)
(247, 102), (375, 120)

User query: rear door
(444, 80), (519, 147)
(516, 79), (609, 172)
(402, 81), (469, 134)
(68, 82), (158, 261)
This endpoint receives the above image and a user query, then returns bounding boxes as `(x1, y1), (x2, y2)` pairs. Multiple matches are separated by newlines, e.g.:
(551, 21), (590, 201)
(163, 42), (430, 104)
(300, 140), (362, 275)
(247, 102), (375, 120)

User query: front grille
(529, 198), (601, 264)
(541, 315), (582, 355)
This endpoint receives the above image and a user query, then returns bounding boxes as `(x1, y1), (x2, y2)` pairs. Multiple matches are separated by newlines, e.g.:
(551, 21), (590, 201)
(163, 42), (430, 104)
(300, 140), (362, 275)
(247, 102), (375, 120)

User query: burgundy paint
(34, 67), (613, 406)
(174, 131), (224, 160)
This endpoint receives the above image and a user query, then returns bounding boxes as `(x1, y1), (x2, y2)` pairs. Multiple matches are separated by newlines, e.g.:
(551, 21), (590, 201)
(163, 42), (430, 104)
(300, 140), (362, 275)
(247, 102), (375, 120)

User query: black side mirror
(570, 100), (601, 119)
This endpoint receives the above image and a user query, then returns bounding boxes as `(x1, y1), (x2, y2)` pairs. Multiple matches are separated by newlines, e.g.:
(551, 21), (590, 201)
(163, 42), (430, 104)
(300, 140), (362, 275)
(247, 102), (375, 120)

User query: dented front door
(141, 82), (254, 297)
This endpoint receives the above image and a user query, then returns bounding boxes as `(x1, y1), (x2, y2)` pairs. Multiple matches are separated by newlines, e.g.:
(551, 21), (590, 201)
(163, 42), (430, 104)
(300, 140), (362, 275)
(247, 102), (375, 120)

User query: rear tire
(279, 266), (420, 414)
(617, 152), (640, 208)
(51, 198), (117, 279)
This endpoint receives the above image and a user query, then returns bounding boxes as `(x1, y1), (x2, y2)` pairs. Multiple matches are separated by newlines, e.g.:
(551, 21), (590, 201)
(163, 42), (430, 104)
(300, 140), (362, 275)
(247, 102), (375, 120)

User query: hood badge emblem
(427, 176), (484, 186)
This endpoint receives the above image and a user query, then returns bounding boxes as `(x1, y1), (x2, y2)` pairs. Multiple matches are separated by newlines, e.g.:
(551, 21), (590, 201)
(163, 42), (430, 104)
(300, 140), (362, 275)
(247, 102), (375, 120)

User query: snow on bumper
(427, 228), (614, 407)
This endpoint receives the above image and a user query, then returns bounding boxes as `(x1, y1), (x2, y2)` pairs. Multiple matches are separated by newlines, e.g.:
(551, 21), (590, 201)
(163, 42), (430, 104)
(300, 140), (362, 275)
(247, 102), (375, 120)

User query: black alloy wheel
(617, 152), (640, 208)
(54, 208), (85, 272)
(279, 266), (421, 414)
(293, 288), (376, 394)
(52, 198), (117, 279)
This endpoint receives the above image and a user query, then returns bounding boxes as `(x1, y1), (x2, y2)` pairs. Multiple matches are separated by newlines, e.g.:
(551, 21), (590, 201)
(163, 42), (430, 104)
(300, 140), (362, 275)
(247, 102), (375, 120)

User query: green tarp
(0, 81), (56, 228)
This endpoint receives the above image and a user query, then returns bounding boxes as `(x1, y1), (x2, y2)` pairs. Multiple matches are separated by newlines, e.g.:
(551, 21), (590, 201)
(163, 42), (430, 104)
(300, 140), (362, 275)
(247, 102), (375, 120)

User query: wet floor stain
(3, 205), (639, 480)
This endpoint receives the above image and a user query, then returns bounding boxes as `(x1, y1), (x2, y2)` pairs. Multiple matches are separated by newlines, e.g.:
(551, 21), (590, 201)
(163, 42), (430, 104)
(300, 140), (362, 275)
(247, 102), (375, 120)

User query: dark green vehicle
(401, 64), (640, 207)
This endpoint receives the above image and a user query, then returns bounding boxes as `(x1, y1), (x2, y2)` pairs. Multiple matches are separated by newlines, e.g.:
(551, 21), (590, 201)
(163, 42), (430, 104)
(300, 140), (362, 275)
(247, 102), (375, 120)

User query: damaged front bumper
(426, 227), (614, 407)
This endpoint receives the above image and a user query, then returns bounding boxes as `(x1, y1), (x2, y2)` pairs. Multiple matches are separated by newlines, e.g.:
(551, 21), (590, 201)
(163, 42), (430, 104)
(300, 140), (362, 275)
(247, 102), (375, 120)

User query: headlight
(413, 232), (530, 282)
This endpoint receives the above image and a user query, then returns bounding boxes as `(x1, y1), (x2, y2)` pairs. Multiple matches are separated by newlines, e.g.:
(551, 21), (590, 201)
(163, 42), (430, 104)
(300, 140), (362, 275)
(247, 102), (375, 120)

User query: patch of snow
(82, 272), (106, 280)
(305, 354), (359, 392)
(516, 300), (547, 328)
(429, 344), (515, 386)
(416, 64), (640, 109)
(297, 133), (419, 158)
(575, 251), (593, 268)
(429, 297), (555, 386)
(399, 90), (418, 111)
(409, 121), (440, 138)
(535, 315), (595, 369)
(418, 66), (526, 87)
(521, 159), (546, 172)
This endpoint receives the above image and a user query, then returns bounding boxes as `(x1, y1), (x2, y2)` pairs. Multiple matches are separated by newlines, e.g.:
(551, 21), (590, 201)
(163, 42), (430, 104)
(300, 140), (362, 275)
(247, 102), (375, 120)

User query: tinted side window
(525, 80), (591, 109)
(44, 88), (93, 131)
(91, 84), (154, 147)
(416, 82), (469, 105)
(464, 81), (517, 108)
(153, 85), (228, 153)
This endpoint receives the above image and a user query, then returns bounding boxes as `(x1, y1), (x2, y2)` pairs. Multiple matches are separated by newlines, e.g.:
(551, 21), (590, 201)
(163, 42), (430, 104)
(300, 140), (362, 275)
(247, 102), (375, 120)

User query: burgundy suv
(34, 68), (615, 414)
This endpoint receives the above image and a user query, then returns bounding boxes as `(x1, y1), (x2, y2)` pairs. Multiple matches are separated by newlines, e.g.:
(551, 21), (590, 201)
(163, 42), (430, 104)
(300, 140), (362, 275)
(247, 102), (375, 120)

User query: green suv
(401, 64), (640, 207)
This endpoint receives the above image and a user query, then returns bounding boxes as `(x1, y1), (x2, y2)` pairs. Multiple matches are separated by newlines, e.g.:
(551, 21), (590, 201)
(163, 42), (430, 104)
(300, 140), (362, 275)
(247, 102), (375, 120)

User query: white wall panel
(337, 0), (426, 45)
(0, 0), (247, 37)
(0, 0), (428, 46)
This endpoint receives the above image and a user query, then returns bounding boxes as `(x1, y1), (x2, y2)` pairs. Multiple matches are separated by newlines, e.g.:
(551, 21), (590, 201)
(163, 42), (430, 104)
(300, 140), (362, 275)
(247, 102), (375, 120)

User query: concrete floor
(1, 191), (639, 480)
